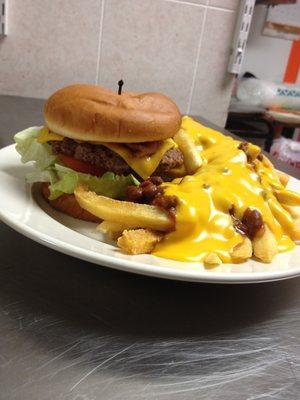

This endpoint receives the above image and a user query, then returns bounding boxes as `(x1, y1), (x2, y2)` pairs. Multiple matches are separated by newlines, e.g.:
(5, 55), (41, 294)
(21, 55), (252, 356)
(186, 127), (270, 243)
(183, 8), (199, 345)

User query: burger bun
(44, 84), (181, 143)
(42, 183), (100, 223)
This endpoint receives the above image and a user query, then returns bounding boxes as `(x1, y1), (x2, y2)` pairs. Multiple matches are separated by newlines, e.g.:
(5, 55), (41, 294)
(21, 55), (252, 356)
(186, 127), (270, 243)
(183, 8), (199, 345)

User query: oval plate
(1, 144), (300, 284)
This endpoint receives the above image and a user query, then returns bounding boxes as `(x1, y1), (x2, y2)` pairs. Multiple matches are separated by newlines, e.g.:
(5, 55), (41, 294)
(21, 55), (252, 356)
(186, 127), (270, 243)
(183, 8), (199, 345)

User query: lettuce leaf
(14, 127), (139, 200)
(48, 165), (139, 200)
(14, 126), (57, 170)
(26, 169), (58, 185)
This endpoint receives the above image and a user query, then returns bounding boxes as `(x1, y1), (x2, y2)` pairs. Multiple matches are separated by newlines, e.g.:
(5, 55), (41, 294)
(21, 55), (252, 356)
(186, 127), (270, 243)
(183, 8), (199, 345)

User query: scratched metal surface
(0, 95), (299, 400)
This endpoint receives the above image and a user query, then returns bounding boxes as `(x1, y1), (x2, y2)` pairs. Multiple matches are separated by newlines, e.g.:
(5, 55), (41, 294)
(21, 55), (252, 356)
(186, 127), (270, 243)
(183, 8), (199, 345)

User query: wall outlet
(0, 0), (7, 36)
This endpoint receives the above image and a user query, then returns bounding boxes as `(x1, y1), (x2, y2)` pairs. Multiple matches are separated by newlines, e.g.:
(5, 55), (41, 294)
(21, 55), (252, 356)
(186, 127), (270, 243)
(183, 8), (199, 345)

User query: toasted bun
(42, 183), (100, 223)
(44, 84), (181, 143)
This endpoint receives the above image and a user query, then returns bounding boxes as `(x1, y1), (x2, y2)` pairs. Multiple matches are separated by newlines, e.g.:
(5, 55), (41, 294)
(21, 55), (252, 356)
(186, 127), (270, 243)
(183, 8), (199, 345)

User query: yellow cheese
(102, 139), (176, 180)
(37, 127), (64, 143)
(153, 116), (297, 263)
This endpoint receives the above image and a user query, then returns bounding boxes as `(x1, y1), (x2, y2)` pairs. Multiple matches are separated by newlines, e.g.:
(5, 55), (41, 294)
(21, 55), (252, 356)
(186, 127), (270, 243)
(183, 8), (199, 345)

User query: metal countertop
(0, 95), (299, 400)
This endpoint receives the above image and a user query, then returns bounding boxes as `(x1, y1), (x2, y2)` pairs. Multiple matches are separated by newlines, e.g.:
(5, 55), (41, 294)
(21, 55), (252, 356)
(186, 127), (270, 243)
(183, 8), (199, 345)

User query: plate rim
(1, 144), (300, 284)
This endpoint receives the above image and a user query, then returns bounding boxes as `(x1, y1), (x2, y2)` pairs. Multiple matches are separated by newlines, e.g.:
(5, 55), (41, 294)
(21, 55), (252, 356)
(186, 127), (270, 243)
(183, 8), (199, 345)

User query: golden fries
(247, 143), (261, 161)
(281, 205), (300, 240)
(174, 129), (202, 174)
(274, 190), (300, 241)
(97, 221), (126, 240)
(253, 225), (278, 263)
(275, 189), (300, 206)
(74, 185), (173, 232)
(281, 205), (300, 219)
(203, 252), (222, 266)
(231, 237), (253, 262)
(117, 229), (163, 255)
(261, 155), (274, 169)
(292, 218), (300, 241)
(276, 170), (289, 187)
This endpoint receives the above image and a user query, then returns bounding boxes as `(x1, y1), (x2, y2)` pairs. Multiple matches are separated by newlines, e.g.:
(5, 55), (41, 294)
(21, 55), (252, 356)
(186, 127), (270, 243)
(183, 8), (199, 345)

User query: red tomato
(59, 155), (104, 176)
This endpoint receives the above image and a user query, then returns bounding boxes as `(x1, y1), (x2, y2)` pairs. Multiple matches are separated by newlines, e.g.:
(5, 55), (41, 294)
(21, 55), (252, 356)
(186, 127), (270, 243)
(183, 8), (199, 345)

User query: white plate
(1, 144), (300, 284)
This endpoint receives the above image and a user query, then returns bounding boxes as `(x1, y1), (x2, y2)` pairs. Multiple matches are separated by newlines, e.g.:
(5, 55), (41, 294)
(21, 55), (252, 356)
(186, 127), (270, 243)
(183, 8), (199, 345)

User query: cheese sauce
(153, 117), (297, 263)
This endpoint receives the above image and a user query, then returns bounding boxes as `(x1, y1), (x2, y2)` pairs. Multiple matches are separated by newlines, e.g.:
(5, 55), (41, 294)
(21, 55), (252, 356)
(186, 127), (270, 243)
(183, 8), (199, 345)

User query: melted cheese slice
(37, 127), (64, 143)
(153, 116), (298, 263)
(36, 127), (176, 179)
(102, 140), (176, 180)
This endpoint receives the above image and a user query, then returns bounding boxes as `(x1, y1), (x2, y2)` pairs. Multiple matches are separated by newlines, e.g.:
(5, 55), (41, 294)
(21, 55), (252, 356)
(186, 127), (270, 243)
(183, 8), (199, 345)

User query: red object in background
(59, 154), (104, 176)
(284, 40), (300, 84)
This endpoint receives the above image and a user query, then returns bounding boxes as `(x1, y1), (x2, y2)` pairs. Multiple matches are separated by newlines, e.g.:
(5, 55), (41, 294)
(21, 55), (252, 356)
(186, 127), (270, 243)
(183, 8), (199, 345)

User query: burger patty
(51, 138), (184, 176)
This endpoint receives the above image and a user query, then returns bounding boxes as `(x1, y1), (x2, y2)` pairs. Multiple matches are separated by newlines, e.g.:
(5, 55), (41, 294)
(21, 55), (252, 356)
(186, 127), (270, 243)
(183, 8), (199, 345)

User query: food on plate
(75, 117), (300, 264)
(173, 129), (202, 174)
(74, 185), (173, 231)
(117, 229), (163, 255)
(97, 220), (128, 241)
(44, 84), (184, 181)
(203, 252), (222, 266)
(14, 84), (300, 266)
(14, 84), (184, 220)
(252, 225), (278, 263)
(276, 170), (289, 187)
(230, 237), (253, 263)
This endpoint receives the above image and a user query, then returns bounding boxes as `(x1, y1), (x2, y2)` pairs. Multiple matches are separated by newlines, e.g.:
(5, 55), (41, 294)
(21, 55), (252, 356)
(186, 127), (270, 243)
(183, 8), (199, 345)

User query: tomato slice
(59, 154), (104, 176)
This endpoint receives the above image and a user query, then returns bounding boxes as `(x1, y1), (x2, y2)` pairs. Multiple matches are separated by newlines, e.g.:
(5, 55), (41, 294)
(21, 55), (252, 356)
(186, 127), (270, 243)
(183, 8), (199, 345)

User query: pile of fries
(74, 128), (202, 256)
(74, 122), (300, 266)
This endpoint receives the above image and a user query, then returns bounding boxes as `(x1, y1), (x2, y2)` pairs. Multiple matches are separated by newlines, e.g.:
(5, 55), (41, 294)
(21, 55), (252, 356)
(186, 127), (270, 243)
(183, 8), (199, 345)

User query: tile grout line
(206, 5), (236, 12)
(95, 0), (106, 85)
(163, 0), (236, 13)
(186, 1), (208, 114)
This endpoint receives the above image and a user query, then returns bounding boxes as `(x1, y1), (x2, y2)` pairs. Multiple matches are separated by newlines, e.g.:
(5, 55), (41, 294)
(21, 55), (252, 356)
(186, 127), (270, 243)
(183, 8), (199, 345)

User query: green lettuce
(48, 165), (139, 200)
(14, 126), (139, 200)
(14, 127), (57, 170)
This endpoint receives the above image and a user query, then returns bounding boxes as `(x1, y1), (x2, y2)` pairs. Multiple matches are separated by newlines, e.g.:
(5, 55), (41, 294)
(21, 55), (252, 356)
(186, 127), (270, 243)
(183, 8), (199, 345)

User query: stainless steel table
(0, 95), (299, 400)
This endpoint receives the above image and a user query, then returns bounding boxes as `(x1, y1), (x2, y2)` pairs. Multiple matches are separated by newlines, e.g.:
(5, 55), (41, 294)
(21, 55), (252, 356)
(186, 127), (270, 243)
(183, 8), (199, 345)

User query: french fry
(261, 155), (274, 169)
(252, 225), (278, 263)
(268, 197), (295, 233)
(97, 221), (126, 241)
(275, 189), (300, 206)
(274, 190), (300, 241)
(259, 155), (288, 187)
(247, 143), (261, 160)
(281, 205), (300, 219)
(74, 185), (173, 232)
(266, 201), (300, 241)
(203, 253), (222, 266)
(276, 170), (289, 187)
(117, 229), (163, 255)
(292, 218), (300, 241)
(97, 220), (126, 233)
(231, 237), (253, 262)
(174, 129), (202, 174)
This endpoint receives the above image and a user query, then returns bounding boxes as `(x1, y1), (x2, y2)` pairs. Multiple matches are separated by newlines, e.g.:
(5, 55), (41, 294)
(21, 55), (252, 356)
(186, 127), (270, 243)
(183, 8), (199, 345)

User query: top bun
(44, 84), (181, 143)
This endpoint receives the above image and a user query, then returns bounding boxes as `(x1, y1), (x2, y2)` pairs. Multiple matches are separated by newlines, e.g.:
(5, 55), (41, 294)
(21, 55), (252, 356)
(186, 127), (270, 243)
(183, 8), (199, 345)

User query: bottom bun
(42, 183), (100, 223)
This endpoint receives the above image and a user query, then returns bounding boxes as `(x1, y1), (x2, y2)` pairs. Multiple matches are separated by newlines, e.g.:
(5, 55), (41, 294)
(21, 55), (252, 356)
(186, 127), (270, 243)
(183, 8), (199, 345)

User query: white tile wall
(209, 0), (239, 10)
(0, 0), (238, 126)
(0, 0), (102, 98)
(97, 0), (205, 112)
(190, 8), (237, 125)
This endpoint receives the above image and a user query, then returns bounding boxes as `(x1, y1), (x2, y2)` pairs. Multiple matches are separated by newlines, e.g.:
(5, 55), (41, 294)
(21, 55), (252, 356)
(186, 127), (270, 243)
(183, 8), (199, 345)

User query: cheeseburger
(14, 84), (184, 221)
